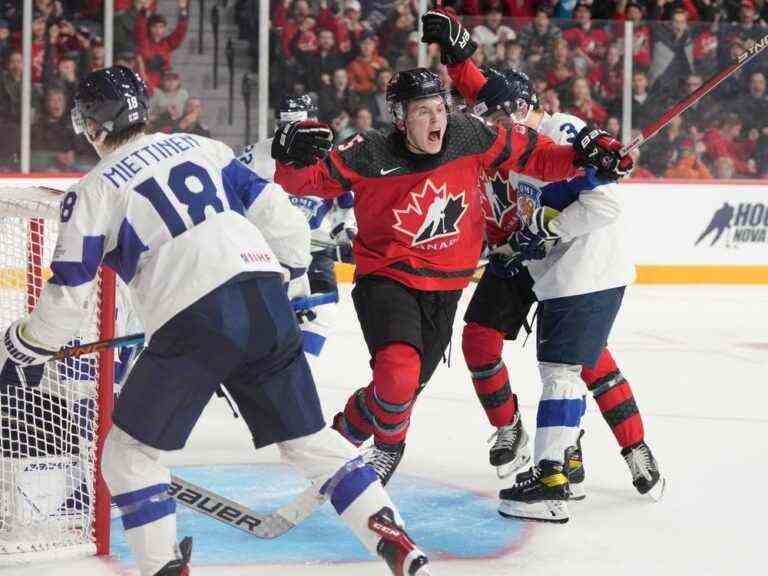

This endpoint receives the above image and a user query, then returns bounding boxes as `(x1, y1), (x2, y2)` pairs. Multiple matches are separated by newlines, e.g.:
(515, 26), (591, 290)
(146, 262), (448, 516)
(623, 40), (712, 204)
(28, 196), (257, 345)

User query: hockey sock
(333, 387), (375, 445)
(368, 342), (421, 447)
(462, 322), (517, 427)
(581, 348), (644, 449)
(534, 362), (586, 464)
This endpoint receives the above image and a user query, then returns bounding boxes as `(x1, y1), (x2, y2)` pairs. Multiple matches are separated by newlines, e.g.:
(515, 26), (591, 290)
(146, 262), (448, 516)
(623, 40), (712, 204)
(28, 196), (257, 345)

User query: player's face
(404, 96), (447, 155)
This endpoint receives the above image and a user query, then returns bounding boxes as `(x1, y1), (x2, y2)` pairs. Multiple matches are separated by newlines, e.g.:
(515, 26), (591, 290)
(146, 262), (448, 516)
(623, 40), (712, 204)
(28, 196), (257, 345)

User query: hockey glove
(271, 120), (334, 168)
(0, 320), (53, 388)
(421, 9), (477, 65)
(330, 223), (357, 248)
(573, 126), (634, 180)
(508, 207), (560, 262)
(487, 252), (524, 279)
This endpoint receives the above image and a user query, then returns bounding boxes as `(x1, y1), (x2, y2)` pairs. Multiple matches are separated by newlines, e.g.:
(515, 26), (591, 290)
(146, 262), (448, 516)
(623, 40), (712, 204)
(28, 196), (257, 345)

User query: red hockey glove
(272, 120), (333, 168)
(421, 9), (477, 65)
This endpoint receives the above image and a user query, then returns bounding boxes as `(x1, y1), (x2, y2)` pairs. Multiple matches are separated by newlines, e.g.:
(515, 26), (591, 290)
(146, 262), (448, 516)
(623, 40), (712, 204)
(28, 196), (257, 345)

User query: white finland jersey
(24, 132), (310, 347)
(519, 112), (636, 300)
(239, 140), (356, 250)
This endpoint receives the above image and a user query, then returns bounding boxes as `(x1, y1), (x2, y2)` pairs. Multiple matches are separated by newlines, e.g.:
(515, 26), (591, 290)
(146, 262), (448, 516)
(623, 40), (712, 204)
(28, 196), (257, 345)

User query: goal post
(0, 188), (114, 565)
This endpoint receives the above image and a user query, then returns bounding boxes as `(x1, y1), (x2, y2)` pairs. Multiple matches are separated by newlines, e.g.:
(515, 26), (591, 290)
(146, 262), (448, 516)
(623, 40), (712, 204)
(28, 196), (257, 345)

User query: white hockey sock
(534, 362), (587, 464)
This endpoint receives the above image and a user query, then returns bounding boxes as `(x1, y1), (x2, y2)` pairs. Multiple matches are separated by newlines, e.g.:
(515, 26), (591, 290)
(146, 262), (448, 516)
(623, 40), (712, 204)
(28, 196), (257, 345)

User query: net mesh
(0, 190), (109, 564)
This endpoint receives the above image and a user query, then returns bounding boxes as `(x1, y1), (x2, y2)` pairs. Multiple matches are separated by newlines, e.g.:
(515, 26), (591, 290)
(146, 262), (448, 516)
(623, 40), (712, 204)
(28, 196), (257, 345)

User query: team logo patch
(484, 172), (517, 230)
(516, 181), (542, 225)
(393, 179), (468, 248)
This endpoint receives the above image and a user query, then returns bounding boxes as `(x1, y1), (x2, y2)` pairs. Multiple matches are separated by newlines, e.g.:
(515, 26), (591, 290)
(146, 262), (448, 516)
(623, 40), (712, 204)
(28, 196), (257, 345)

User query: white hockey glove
(330, 223), (357, 248)
(0, 320), (54, 388)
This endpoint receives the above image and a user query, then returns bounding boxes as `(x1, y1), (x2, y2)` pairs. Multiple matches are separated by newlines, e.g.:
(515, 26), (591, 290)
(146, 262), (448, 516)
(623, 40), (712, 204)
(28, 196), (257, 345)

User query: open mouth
(428, 129), (441, 144)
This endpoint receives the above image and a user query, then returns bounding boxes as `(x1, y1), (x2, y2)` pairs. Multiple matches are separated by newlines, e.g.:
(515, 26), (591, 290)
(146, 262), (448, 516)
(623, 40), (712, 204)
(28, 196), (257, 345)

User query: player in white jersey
(238, 95), (356, 357)
(0, 66), (432, 576)
(421, 8), (664, 523)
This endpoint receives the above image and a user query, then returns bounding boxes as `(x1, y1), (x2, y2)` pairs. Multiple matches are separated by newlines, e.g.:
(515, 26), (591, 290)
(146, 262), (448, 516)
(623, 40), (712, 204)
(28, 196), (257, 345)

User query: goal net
(0, 188), (115, 565)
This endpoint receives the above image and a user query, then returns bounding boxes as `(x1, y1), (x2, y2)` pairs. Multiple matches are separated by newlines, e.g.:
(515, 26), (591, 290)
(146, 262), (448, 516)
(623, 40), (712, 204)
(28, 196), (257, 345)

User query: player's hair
(103, 123), (147, 149)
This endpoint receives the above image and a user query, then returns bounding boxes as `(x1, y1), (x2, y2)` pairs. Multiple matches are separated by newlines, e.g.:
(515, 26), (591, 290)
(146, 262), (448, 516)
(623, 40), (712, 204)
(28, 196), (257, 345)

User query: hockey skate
(154, 537), (192, 576)
(488, 411), (531, 479)
(369, 507), (431, 576)
(498, 461), (570, 523)
(564, 429), (586, 501)
(622, 441), (666, 502)
(364, 441), (405, 486)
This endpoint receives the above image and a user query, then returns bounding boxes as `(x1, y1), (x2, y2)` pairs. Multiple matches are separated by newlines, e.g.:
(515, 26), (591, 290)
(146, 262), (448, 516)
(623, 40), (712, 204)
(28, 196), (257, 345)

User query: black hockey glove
(573, 126), (634, 180)
(271, 120), (334, 168)
(487, 252), (524, 279)
(421, 9), (477, 65)
(508, 207), (560, 262)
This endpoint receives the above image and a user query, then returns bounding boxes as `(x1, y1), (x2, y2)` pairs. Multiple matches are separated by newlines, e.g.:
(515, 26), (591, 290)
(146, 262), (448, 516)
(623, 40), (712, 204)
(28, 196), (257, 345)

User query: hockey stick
(622, 32), (768, 155)
(168, 474), (327, 539)
(49, 292), (339, 360)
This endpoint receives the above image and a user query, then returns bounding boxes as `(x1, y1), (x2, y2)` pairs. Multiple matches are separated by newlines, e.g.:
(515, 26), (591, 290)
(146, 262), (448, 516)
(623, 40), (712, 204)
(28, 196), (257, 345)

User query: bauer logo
(392, 179), (468, 249)
(695, 201), (768, 247)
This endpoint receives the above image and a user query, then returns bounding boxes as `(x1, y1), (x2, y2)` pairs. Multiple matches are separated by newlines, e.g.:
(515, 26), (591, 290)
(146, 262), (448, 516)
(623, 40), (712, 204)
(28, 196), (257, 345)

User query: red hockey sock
(462, 322), (517, 427)
(366, 342), (421, 447)
(582, 348), (644, 449)
(333, 386), (375, 446)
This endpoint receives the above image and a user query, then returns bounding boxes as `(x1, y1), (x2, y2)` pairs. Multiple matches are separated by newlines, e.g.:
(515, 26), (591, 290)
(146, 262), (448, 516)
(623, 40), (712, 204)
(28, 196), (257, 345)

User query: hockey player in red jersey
(420, 8), (663, 520)
(273, 57), (623, 485)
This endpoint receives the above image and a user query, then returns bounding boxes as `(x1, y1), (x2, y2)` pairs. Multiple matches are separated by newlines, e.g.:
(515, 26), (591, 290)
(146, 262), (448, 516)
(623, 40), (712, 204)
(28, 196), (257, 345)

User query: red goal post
(0, 182), (115, 565)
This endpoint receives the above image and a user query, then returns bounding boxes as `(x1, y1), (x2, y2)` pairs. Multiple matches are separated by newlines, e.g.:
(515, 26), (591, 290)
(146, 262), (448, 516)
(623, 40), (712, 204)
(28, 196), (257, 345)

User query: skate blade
(498, 499), (569, 523)
(496, 452), (532, 479)
(645, 476), (666, 502)
(569, 482), (586, 501)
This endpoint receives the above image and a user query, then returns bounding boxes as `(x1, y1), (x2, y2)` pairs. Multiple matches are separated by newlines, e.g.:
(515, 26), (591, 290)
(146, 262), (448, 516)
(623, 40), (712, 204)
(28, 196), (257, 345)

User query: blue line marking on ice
(110, 464), (525, 566)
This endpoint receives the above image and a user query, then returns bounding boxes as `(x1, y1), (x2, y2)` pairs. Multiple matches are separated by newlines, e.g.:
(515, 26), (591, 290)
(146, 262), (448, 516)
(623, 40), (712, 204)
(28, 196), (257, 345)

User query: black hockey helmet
(503, 69), (539, 114)
(277, 94), (318, 125)
(386, 68), (450, 127)
(71, 65), (149, 140)
(472, 66), (515, 118)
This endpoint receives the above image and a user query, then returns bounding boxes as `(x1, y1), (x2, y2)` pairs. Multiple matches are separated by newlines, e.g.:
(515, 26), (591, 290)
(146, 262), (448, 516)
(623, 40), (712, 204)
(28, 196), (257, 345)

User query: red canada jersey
(275, 114), (576, 291)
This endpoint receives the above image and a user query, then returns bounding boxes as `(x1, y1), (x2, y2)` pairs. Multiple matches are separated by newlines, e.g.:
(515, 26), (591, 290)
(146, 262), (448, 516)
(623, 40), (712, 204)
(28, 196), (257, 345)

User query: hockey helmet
(71, 65), (149, 140)
(386, 68), (450, 127)
(503, 69), (539, 120)
(472, 66), (515, 119)
(277, 94), (318, 125)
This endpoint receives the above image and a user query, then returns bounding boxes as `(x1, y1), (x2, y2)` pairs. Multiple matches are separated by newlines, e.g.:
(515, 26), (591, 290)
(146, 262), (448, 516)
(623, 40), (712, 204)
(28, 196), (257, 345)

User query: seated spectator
(353, 107), (373, 133)
(134, 0), (189, 90)
(346, 32), (389, 95)
(717, 1), (767, 69)
(395, 31), (419, 72)
(540, 88), (561, 114)
(472, 7), (516, 61)
(562, 2), (612, 62)
(705, 113), (757, 176)
(713, 156), (736, 179)
(517, 7), (562, 59)
(149, 70), (189, 121)
(370, 68), (393, 128)
(665, 139), (713, 179)
(382, 0), (418, 63)
(336, 0), (373, 54)
(31, 14), (47, 85)
(590, 42), (622, 111)
(31, 85), (76, 171)
(275, 0), (313, 58)
(174, 98), (210, 137)
(331, 109), (356, 142)
(88, 40), (106, 71)
(693, 25), (719, 79)
(605, 116), (620, 139)
(499, 40), (525, 74)
(546, 37), (575, 89)
(731, 71), (768, 132)
(648, 8), (695, 96)
(630, 71), (658, 131)
(115, 0), (149, 56)
(627, 144), (656, 179)
(319, 67), (365, 122)
(643, 114), (687, 175)
(567, 76), (608, 125)
(0, 19), (10, 65)
(294, 27), (350, 92)
(0, 49), (22, 124)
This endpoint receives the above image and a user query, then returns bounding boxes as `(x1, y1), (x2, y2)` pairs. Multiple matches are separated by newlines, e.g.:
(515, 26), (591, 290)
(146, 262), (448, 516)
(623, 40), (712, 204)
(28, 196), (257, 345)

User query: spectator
(353, 107), (373, 133)
(615, 2), (651, 70)
(330, 108), (355, 142)
(605, 115), (621, 138)
(630, 71), (658, 130)
(31, 14), (48, 85)
(681, 73), (719, 131)
(395, 31), (419, 72)
(693, 25), (719, 79)
(370, 68), (393, 128)
(174, 98), (210, 137)
(627, 143), (656, 179)
(545, 37), (575, 89)
(0, 19), (10, 65)
(294, 27), (350, 92)
(562, 2), (612, 62)
(648, 8), (695, 92)
(718, 1), (767, 69)
(275, 0), (314, 58)
(567, 75), (608, 125)
(51, 53), (79, 108)
(134, 0), (189, 90)
(643, 114), (687, 175)
(665, 139), (714, 178)
(31, 85), (76, 171)
(731, 71), (768, 131)
(590, 42), (623, 110)
(472, 7), (516, 61)
(517, 7), (562, 59)
(114, 0), (148, 56)
(318, 67), (364, 122)
(0, 49), (22, 124)
(346, 32), (389, 95)
(149, 70), (189, 121)
(499, 40), (525, 73)
(540, 88), (561, 114)
(88, 40), (106, 72)
(336, 0), (373, 53)
(705, 113), (757, 175)
(713, 155), (736, 179)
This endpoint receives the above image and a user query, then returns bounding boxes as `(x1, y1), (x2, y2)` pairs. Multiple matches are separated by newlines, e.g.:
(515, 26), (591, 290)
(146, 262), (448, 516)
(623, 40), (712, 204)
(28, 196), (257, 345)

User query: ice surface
(7, 284), (766, 576)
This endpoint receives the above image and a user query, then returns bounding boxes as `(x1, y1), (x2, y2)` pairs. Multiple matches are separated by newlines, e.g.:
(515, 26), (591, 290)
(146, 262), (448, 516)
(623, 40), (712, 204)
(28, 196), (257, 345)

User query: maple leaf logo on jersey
(484, 172), (517, 229)
(393, 179), (468, 247)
